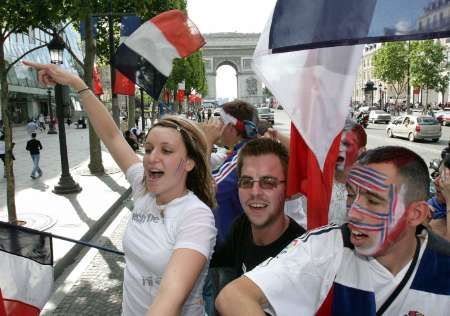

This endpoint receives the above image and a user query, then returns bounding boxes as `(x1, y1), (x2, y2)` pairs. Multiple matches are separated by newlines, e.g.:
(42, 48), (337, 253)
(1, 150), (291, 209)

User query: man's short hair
(357, 146), (429, 204)
(222, 100), (258, 137)
(31, 132), (36, 138)
(237, 138), (289, 178)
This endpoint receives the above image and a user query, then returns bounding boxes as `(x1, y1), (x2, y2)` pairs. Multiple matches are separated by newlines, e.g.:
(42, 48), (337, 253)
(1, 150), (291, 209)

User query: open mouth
(247, 201), (269, 212)
(148, 169), (164, 180)
(351, 229), (368, 241)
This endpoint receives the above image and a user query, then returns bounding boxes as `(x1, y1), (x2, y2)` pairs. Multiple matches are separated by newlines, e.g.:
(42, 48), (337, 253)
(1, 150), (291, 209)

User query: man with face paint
(216, 146), (450, 316)
(329, 120), (367, 225)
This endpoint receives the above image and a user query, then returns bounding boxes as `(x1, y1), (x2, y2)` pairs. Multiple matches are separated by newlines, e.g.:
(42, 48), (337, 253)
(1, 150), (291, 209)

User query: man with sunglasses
(211, 138), (305, 274)
(216, 146), (450, 316)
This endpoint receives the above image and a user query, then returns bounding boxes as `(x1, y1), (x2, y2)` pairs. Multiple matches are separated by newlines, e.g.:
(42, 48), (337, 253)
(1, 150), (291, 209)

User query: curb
(53, 187), (132, 279)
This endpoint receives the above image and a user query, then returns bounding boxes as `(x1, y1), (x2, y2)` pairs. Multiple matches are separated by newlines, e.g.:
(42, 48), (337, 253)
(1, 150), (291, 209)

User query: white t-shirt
(122, 163), (217, 316)
(328, 180), (348, 225)
(0, 140), (4, 155)
(246, 226), (439, 316)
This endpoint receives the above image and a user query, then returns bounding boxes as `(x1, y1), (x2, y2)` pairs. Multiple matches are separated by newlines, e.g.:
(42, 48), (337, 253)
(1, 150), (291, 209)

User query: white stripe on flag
(124, 21), (181, 77)
(0, 252), (53, 310)
(252, 11), (363, 170)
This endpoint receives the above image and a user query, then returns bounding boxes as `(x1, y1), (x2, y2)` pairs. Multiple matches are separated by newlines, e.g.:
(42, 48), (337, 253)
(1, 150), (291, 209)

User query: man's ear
(185, 158), (195, 172)
(406, 201), (430, 227)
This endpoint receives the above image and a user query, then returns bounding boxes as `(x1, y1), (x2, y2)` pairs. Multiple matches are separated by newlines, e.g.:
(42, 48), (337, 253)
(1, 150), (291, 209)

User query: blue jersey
(212, 141), (247, 246)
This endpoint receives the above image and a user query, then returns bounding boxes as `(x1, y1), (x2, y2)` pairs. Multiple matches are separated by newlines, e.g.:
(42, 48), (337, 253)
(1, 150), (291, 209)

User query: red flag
(287, 124), (341, 229)
(113, 70), (136, 96)
(92, 65), (103, 96)
(177, 90), (185, 103)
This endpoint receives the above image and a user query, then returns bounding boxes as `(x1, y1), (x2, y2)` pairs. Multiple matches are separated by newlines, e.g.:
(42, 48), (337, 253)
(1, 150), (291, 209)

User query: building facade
(0, 25), (83, 124)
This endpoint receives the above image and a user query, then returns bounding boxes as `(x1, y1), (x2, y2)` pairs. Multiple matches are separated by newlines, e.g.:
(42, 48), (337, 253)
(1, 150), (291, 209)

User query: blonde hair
(147, 115), (217, 209)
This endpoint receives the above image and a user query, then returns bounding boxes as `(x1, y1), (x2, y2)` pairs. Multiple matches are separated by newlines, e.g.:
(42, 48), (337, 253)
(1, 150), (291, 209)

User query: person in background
(124, 130), (139, 152)
(329, 120), (367, 225)
(26, 119), (38, 136)
(216, 146), (450, 316)
(428, 155), (450, 241)
(26, 132), (43, 179)
(25, 60), (218, 316)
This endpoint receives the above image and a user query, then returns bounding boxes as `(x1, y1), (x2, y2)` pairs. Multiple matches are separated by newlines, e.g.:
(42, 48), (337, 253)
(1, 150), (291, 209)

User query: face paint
(347, 164), (409, 257)
(336, 130), (360, 172)
(175, 159), (187, 176)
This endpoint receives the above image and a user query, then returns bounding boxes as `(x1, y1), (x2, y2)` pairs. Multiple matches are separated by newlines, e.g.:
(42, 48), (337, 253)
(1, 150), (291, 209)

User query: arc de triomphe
(202, 33), (264, 105)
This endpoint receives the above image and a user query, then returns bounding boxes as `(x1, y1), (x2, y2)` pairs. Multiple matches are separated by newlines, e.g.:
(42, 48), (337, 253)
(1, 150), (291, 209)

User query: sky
(187, 0), (276, 99)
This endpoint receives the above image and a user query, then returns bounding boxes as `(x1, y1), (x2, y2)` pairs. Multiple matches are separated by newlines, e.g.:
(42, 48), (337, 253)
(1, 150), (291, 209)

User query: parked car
(386, 115), (441, 142)
(257, 107), (275, 124)
(368, 110), (391, 124)
(435, 108), (450, 125)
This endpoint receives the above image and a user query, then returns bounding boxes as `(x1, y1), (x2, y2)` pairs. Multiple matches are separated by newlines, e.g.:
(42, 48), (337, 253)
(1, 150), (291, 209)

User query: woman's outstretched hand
(22, 60), (86, 90)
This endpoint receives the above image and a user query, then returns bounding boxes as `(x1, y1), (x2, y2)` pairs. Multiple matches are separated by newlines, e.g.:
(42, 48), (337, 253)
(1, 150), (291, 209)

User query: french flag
(0, 222), (53, 316)
(114, 10), (205, 100)
(254, 0), (450, 231)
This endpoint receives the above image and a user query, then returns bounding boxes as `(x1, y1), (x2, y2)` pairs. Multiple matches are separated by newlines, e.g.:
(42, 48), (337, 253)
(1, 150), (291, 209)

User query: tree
(373, 42), (409, 105)
(410, 40), (446, 106)
(0, 1), (68, 223)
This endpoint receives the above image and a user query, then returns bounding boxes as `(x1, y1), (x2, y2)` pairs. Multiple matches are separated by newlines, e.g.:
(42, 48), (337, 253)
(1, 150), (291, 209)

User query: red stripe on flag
(0, 289), (6, 316)
(150, 10), (205, 58)
(3, 299), (40, 316)
(316, 284), (334, 316)
(113, 70), (135, 96)
(287, 123), (341, 229)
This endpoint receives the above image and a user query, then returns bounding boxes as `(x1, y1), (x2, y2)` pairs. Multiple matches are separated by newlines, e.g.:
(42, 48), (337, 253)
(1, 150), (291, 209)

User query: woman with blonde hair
(24, 61), (217, 316)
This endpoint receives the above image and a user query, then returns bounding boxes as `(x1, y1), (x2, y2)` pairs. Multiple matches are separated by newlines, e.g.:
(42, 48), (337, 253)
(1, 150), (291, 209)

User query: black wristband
(77, 87), (90, 94)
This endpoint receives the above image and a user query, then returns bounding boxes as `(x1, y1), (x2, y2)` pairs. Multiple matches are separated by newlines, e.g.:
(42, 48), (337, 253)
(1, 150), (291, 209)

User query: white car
(368, 110), (391, 124)
(386, 115), (441, 142)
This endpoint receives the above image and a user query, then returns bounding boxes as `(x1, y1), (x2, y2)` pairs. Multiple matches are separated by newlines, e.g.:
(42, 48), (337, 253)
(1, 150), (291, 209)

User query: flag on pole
(113, 16), (141, 96)
(0, 221), (53, 316)
(114, 10), (206, 100)
(0, 289), (7, 316)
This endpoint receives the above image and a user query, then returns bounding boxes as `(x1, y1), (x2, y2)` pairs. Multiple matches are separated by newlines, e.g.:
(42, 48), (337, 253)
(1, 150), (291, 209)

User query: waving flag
(92, 65), (104, 96)
(114, 10), (205, 100)
(0, 221), (53, 316)
(254, 0), (450, 231)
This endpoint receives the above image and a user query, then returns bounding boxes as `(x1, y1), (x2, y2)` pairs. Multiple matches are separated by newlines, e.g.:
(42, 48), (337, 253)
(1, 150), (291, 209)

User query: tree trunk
(83, 16), (104, 174)
(128, 96), (135, 130)
(0, 38), (17, 223)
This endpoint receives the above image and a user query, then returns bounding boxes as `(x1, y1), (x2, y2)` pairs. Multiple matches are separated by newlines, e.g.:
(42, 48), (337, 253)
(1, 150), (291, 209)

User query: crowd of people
(24, 60), (450, 316)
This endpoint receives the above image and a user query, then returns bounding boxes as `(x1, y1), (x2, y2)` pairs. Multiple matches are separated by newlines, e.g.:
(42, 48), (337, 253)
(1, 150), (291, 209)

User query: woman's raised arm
(23, 61), (140, 172)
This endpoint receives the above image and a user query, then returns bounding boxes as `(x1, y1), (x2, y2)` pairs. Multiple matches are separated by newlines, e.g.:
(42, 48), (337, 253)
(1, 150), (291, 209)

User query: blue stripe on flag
(114, 44), (167, 99)
(269, 0), (450, 52)
(120, 16), (142, 37)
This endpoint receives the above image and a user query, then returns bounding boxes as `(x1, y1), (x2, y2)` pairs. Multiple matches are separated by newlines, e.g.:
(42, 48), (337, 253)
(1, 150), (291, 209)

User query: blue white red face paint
(347, 164), (408, 256)
(175, 159), (186, 176)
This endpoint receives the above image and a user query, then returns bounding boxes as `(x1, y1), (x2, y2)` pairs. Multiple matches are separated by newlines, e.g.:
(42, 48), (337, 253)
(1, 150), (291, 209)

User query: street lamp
(47, 88), (57, 134)
(47, 33), (82, 194)
(140, 87), (145, 132)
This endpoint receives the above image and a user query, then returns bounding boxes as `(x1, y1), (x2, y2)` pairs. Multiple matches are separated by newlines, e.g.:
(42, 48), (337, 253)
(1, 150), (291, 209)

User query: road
(274, 109), (448, 166)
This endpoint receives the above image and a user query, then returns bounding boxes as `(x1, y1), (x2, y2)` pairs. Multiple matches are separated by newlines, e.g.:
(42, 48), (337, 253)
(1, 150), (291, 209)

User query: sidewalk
(0, 123), (134, 278)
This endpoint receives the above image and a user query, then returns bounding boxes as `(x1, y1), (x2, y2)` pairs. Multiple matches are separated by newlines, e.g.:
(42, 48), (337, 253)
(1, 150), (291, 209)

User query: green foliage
(373, 42), (408, 102)
(410, 40), (446, 91)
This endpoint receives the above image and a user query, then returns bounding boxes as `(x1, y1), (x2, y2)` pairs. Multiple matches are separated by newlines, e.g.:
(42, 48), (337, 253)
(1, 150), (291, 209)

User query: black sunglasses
(238, 176), (286, 189)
